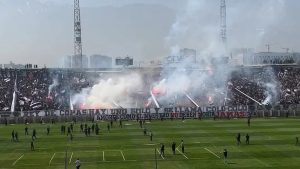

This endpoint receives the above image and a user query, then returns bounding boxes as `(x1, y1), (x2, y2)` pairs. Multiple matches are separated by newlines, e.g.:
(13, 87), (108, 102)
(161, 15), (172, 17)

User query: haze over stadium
(0, 0), (300, 66)
(0, 0), (298, 110)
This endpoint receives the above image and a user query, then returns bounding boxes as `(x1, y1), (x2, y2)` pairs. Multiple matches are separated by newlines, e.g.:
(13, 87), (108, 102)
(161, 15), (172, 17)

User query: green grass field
(1, 118), (300, 169)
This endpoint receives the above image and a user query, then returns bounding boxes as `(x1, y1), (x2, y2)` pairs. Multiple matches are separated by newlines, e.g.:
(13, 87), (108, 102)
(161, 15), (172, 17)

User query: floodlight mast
(74, 0), (83, 68)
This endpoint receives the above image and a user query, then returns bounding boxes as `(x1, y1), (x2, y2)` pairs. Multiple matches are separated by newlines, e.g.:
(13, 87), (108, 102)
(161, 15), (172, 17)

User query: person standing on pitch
(15, 132), (19, 142)
(47, 126), (50, 135)
(61, 125), (66, 135)
(172, 142), (176, 155)
(107, 123), (110, 132)
(181, 140), (185, 153)
(84, 127), (88, 136)
(246, 134), (250, 145)
(11, 130), (15, 142)
(223, 149), (228, 164)
(95, 124), (99, 135)
(161, 144), (165, 157)
(80, 123), (83, 132)
(119, 120), (123, 128)
(110, 120), (113, 128)
(88, 126), (91, 136)
(150, 131), (153, 141)
(247, 117), (251, 127)
(75, 158), (81, 169)
(32, 129), (37, 140)
(236, 133), (241, 145)
(31, 141), (34, 151)
(296, 137), (299, 146)
(61, 125), (64, 134)
(67, 126), (71, 136)
(25, 126), (29, 135)
(70, 123), (74, 132)
(92, 123), (95, 133)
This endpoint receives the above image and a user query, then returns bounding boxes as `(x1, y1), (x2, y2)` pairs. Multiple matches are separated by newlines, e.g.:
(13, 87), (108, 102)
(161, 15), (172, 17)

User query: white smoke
(260, 67), (280, 105)
(70, 0), (285, 108)
(165, 0), (225, 60)
(48, 78), (59, 96)
(71, 73), (143, 109)
(262, 83), (278, 105)
(155, 0), (232, 106)
(157, 0), (286, 107)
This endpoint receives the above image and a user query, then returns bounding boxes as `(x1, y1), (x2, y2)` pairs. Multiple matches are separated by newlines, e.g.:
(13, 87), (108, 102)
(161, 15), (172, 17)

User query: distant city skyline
(0, 0), (300, 67)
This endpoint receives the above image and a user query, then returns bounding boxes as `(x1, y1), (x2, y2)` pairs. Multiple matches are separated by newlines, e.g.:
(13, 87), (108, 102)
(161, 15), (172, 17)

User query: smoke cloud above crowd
(71, 73), (143, 109)
(0, 0), (299, 66)
(66, 0), (288, 109)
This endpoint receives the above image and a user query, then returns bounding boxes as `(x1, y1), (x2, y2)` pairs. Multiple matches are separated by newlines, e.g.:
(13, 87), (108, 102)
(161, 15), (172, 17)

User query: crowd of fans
(0, 66), (299, 112)
(227, 66), (300, 105)
(0, 69), (98, 112)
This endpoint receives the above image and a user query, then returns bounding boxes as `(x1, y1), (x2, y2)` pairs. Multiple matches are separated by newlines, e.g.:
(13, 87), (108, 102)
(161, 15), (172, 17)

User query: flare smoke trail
(184, 92), (199, 107)
(234, 87), (263, 106)
(48, 78), (59, 96)
(11, 77), (17, 113)
(260, 67), (279, 105)
(150, 90), (160, 108)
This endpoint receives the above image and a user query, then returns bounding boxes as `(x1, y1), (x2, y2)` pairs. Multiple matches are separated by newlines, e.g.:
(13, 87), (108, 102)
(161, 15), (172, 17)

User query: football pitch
(1, 118), (300, 169)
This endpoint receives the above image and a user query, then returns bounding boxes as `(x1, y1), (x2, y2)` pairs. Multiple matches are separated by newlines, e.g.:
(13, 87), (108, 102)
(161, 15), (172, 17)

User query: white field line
(176, 148), (188, 159)
(81, 160), (137, 164)
(144, 144), (156, 146)
(12, 154), (24, 166)
(69, 152), (73, 164)
(49, 153), (56, 166)
(156, 149), (165, 160)
(103, 151), (105, 161)
(176, 142), (183, 149)
(175, 142), (189, 159)
(103, 150), (124, 152)
(204, 148), (220, 159)
(120, 150), (126, 161)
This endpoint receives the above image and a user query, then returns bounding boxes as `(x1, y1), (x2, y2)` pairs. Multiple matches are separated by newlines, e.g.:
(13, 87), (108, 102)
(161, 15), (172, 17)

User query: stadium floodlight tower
(74, 0), (83, 69)
(220, 0), (227, 48)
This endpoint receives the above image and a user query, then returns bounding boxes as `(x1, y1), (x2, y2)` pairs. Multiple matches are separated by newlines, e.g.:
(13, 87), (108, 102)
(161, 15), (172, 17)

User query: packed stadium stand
(0, 66), (299, 112)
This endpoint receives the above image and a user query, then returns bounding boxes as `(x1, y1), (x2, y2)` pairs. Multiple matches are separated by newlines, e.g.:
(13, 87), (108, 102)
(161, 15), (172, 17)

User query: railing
(1, 104), (300, 124)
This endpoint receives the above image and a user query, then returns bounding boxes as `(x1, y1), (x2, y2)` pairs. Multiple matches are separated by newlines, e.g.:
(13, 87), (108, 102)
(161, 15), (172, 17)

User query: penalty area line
(120, 150), (126, 161)
(69, 152), (73, 164)
(102, 151), (105, 161)
(204, 148), (220, 159)
(176, 142), (183, 150)
(49, 153), (56, 166)
(156, 149), (165, 160)
(12, 154), (24, 166)
(176, 148), (188, 159)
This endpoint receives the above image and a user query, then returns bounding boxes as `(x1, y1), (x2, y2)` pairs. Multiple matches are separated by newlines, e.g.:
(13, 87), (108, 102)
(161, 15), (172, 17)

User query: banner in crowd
(13, 105), (249, 119)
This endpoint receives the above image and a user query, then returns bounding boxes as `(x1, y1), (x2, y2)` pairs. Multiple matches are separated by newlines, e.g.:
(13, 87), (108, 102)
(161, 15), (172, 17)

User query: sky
(0, 0), (299, 67)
